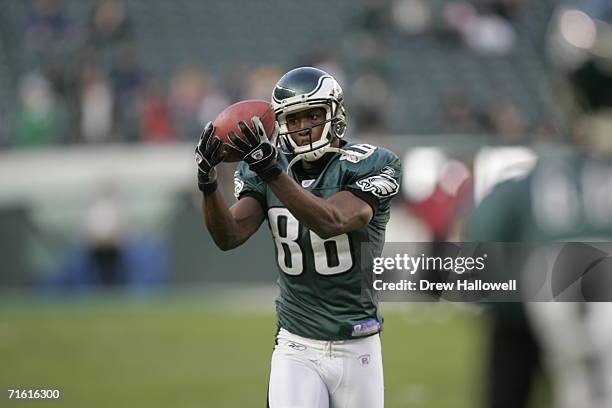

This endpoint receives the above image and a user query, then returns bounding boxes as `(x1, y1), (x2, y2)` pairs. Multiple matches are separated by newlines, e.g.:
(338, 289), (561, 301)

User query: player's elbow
(318, 214), (371, 239)
(314, 198), (373, 239)
(312, 220), (348, 240)
(205, 222), (244, 251)
(216, 242), (236, 251)
(212, 236), (240, 251)
(313, 225), (336, 240)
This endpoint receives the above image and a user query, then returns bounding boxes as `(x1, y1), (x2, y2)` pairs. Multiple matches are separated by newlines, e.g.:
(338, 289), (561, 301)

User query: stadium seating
(0, 0), (564, 140)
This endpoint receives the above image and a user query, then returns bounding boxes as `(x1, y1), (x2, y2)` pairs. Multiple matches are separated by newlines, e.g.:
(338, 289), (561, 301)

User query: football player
(468, 152), (612, 408)
(195, 67), (401, 408)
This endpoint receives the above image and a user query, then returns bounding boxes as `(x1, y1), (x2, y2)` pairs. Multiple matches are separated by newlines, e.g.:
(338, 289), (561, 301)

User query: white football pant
(268, 328), (384, 408)
(527, 302), (612, 408)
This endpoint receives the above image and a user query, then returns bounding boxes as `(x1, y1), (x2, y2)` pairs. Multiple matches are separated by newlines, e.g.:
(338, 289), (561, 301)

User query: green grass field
(0, 290), (486, 407)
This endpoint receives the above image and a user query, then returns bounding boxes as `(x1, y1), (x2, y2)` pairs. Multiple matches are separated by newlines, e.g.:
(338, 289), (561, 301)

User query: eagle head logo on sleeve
(356, 169), (399, 198)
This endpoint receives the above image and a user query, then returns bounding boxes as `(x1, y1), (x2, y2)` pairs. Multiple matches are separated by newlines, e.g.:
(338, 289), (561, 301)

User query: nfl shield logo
(359, 354), (370, 366)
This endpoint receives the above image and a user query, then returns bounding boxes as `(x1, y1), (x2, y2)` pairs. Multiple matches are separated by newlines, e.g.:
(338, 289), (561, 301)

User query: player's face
(286, 107), (327, 147)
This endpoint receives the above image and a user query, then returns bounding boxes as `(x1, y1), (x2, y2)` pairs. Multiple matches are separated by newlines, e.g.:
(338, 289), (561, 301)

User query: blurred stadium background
(1, 0), (611, 406)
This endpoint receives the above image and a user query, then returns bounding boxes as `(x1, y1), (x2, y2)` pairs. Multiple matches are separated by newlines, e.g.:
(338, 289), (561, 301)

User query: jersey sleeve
(344, 147), (402, 214)
(233, 162), (267, 210)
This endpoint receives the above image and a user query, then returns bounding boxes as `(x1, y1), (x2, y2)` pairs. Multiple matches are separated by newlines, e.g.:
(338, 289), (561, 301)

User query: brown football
(212, 100), (275, 162)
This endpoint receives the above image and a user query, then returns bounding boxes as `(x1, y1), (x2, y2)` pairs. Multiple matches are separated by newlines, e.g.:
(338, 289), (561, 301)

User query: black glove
(224, 117), (282, 182)
(195, 121), (226, 193)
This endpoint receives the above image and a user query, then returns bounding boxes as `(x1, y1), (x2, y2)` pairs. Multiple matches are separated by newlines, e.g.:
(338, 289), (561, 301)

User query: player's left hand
(224, 117), (283, 182)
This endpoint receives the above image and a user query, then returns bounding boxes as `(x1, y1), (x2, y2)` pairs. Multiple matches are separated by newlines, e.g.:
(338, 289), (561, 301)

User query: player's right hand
(195, 121), (226, 193)
(225, 117), (282, 182)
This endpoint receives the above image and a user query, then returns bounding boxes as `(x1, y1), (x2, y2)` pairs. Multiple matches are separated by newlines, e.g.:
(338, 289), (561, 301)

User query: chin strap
(287, 145), (375, 172)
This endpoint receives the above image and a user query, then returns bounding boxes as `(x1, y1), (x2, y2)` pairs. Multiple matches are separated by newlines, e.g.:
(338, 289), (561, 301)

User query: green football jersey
(468, 151), (612, 242)
(234, 143), (401, 340)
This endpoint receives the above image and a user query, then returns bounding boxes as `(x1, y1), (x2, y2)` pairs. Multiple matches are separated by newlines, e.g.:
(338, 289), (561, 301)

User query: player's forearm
(267, 173), (353, 239)
(201, 191), (242, 251)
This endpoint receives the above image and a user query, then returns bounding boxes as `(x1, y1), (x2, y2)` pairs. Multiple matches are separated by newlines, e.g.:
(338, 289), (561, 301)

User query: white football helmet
(271, 67), (347, 164)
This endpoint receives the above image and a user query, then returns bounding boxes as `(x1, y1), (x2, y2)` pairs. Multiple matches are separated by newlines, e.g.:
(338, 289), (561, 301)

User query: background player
(468, 107), (612, 408)
(195, 67), (401, 408)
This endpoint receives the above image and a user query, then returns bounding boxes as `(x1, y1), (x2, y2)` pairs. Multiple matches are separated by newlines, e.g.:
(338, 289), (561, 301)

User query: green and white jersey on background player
(468, 151), (612, 242)
(468, 150), (612, 408)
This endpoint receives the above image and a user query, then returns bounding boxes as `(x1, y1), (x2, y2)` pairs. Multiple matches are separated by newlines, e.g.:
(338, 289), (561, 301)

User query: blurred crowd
(0, 0), (564, 149)
(350, 0), (561, 142)
(4, 0), (284, 147)
(439, 88), (559, 144)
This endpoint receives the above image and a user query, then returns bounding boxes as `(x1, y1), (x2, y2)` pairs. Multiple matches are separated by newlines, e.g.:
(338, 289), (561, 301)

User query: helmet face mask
(272, 67), (347, 162)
